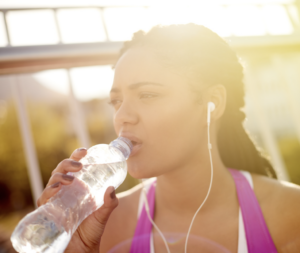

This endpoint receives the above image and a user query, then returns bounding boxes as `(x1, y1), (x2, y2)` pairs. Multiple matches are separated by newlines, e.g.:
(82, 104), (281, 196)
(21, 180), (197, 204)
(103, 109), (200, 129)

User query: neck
(155, 145), (235, 217)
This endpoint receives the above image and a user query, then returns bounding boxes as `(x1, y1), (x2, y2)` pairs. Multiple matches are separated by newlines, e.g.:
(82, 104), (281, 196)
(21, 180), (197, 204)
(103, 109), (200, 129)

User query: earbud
(207, 102), (215, 124)
(208, 102), (215, 112)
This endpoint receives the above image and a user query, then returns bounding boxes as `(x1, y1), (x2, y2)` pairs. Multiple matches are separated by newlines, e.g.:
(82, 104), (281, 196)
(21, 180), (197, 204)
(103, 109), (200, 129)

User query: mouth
(131, 141), (138, 146)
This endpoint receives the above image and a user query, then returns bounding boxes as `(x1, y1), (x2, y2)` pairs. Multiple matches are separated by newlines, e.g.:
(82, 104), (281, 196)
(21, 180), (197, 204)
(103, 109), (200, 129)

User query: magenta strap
(130, 170), (277, 253)
(129, 182), (156, 253)
(228, 169), (277, 253)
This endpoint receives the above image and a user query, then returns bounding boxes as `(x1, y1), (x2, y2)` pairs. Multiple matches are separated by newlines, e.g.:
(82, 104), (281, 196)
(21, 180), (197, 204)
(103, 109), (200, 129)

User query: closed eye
(139, 93), (158, 99)
(108, 99), (122, 107)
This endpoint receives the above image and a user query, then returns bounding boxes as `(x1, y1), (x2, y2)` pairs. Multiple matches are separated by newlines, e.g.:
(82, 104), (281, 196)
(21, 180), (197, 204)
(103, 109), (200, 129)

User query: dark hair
(117, 23), (277, 178)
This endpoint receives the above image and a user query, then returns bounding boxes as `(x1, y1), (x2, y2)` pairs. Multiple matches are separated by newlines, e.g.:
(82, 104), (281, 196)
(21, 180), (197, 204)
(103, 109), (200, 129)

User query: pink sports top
(129, 169), (277, 253)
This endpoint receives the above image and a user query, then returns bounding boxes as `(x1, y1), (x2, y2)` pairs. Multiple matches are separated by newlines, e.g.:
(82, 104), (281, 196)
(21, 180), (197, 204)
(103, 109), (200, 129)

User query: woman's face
(110, 48), (208, 178)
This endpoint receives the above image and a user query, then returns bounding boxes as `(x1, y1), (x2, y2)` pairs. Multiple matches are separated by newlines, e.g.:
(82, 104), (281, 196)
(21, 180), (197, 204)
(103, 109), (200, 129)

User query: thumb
(69, 186), (118, 252)
(92, 186), (119, 234)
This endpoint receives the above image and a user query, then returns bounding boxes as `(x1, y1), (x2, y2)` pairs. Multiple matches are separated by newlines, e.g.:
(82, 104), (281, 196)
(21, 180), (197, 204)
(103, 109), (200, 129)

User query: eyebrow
(110, 82), (165, 93)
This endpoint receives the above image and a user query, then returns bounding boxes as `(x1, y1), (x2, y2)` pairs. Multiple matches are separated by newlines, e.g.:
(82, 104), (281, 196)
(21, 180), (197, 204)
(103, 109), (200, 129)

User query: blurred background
(0, 0), (300, 251)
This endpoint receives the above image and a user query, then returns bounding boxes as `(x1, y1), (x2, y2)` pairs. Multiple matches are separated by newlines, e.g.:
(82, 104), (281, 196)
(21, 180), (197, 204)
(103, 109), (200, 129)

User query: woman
(37, 24), (300, 253)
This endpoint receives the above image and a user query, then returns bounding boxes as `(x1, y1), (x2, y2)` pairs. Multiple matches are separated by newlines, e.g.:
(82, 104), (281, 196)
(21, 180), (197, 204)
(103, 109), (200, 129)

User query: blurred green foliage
(0, 101), (33, 209)
(0, 99), (139, 214)
(0, 101), (79, 211)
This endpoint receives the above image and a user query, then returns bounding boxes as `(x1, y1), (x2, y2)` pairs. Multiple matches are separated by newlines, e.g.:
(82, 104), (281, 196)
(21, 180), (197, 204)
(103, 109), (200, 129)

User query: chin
(127, 167), (150, 179)
(127, 162), (158, 179)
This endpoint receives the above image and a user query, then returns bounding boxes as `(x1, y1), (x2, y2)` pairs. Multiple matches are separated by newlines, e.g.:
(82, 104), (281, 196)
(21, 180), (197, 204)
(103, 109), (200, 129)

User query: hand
(37, 148), (119, 253)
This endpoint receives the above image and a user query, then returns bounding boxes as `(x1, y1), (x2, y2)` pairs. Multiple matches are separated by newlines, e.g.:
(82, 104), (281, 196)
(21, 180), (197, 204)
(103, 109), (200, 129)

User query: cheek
(146, 100), (205, 150)
(128, 100), (207, 178)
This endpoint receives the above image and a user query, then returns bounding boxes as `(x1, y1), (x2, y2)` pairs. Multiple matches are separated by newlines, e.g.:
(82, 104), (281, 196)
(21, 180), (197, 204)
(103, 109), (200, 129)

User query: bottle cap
(110, 137), (133, 159)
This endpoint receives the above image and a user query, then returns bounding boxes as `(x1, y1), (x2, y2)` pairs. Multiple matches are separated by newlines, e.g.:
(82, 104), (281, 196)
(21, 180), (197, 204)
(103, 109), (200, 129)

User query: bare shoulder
(99, 182), (143, 253)
(252, 174), (300, 252)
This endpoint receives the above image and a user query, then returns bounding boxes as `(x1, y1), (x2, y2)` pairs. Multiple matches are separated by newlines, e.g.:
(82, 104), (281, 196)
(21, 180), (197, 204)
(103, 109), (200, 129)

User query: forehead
(112, 48), (188, 90)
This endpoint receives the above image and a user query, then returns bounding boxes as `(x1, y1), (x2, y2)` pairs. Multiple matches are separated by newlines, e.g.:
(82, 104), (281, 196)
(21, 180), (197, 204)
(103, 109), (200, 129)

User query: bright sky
(1, 0), (298, 100)
(33, 66), (114, 101)
(0, 0), (295, 7)
(2, 0), (297, 44)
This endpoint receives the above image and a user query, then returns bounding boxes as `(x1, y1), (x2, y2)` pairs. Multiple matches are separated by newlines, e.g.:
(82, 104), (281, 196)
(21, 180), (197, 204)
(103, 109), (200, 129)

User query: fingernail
(62, 174), (74, 181)
(110, 188), (116, 199)
(51, 182), (60, 188)
(77, 148), (87, 152)
(71, 161), (82, 167)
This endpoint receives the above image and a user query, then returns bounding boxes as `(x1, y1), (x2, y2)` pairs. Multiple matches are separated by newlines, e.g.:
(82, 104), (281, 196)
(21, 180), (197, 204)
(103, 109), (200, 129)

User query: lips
(119, 132), (143, 157)
(131, 141), (138, 147)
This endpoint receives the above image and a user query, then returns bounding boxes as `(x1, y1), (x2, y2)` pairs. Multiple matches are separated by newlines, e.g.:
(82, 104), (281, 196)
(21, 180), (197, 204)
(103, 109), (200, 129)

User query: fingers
(51, 158), (83, 175)
(92, 186), (119, 234)
(51, 148), (87, 176)
(38, 148), (88, 207)
(39, 173), (75, 206)
(102, 186), (119, 217)
(70, 147), (87, 161)
(46, 173), (75, 187)
(37, 182), (62, 207)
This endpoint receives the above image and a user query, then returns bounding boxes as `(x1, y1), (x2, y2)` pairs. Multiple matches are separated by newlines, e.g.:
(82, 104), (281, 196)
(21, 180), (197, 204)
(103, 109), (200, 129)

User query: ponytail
(218, 109), (277, 178)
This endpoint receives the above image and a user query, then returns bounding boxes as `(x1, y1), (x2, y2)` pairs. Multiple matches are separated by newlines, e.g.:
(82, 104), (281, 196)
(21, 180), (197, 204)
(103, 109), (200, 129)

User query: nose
(114, 100), (138, 131)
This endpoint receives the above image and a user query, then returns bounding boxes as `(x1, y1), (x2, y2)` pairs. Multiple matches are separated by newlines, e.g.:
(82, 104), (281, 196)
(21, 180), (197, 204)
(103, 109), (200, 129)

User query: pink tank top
(129, 169), (277, 253)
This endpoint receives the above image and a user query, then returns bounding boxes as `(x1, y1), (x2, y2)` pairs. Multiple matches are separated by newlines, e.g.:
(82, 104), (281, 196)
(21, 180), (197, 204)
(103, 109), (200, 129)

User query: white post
(67, 70), (90, 148)
(11, 75), (44, 207)
(246, 68), (290, 181)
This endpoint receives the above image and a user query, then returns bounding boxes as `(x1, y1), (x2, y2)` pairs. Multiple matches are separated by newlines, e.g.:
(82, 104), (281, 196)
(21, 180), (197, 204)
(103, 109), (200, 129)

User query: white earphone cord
(142, 104), (214, 253)
(184, 117), (214, 253)
(142, 185), (171, 253)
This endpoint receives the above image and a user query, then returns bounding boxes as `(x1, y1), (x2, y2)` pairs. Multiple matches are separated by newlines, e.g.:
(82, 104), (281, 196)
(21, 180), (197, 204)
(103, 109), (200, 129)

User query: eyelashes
(107, 98), (124, 111)
(107, 99), (122, 107)
(108, 93), (159, 107)
(139, 93), (158, 99)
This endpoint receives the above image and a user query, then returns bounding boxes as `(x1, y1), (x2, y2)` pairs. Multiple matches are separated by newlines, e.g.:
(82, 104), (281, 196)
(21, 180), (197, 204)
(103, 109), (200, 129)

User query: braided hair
(117, 24), (277, 178)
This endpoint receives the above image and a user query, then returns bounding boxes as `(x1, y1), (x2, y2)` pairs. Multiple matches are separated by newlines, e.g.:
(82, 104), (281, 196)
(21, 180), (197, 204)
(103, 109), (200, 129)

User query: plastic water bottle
(11, 137), (132, 253)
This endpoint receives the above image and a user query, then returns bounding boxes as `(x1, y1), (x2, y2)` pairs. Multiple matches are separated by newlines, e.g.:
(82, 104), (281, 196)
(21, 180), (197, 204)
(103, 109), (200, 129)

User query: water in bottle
(11, 137), (132, 253)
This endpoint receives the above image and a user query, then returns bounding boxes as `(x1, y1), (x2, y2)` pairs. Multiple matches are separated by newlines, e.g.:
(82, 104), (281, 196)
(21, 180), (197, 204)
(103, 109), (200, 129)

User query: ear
(205, 84), (227, 122)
